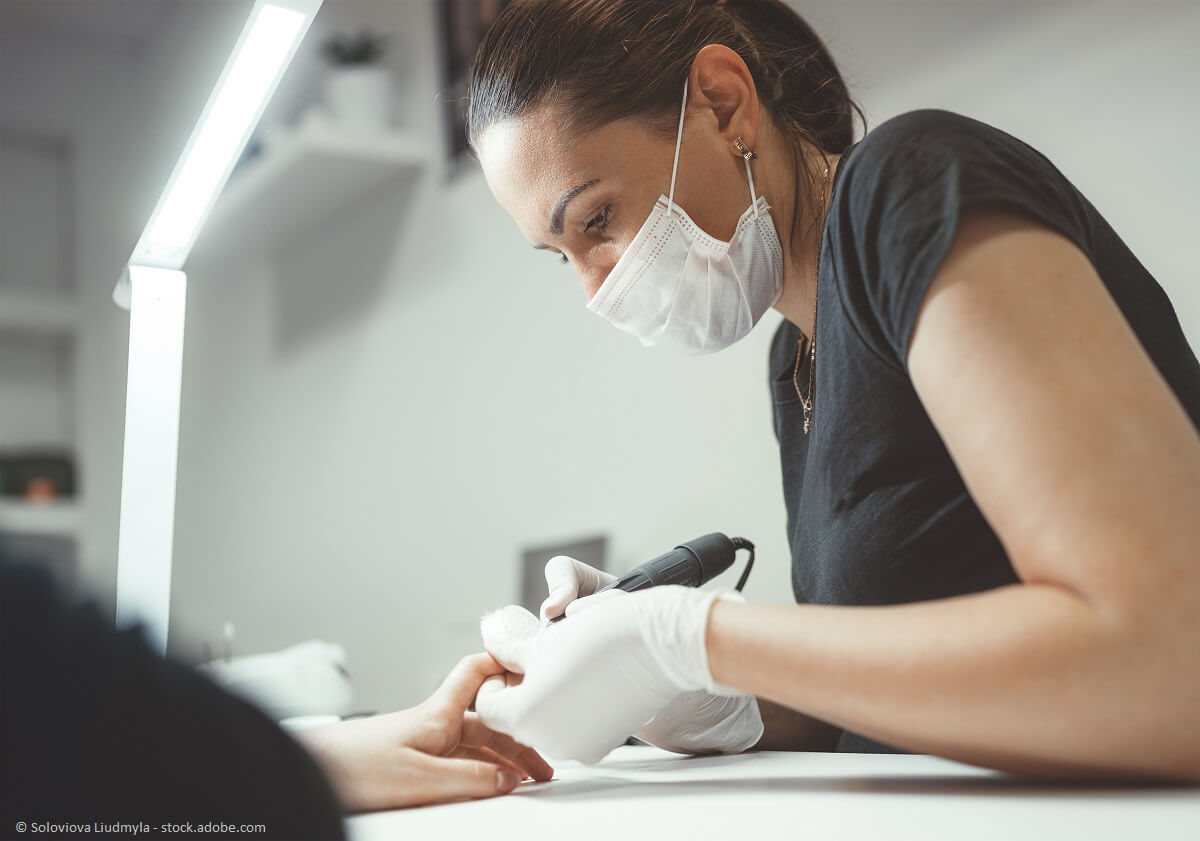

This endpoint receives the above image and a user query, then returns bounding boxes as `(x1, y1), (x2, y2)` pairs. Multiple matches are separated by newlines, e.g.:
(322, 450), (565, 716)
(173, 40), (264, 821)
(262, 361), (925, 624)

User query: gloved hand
(538, 556), (763, 757)
(477, 585), (761, 763)
(539, 554), (616, 623)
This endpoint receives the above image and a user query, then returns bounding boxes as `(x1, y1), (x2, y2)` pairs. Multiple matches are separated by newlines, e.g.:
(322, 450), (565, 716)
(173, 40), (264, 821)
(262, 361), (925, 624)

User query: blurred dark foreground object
(0, 554), (346, 840)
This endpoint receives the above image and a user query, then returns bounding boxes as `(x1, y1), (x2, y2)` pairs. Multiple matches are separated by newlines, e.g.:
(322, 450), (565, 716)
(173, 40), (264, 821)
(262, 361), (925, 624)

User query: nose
(581, 259), (617, 303)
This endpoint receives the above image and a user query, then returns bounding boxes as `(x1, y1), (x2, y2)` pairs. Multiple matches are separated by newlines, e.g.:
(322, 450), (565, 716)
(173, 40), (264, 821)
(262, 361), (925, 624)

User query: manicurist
(469, 0), (1200, 779)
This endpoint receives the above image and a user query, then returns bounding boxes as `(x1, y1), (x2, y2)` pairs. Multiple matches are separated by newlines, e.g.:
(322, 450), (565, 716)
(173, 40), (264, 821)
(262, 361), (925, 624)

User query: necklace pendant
(803, 417), (811, 435)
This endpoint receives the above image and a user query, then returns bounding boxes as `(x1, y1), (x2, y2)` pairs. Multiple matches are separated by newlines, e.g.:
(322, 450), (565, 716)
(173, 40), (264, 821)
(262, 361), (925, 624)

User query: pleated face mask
(586, 79), (784, 355)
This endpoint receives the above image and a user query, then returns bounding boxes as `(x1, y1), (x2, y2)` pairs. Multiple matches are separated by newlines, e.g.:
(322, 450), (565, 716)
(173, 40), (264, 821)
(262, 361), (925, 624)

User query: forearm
(708, 583), (1200, 779)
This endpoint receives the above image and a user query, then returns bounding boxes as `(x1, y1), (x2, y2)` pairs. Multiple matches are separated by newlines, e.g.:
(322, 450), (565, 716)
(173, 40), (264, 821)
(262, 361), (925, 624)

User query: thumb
(480, 605), (540, 673)
(540, 555), (583, 622)
(541, 556), (615, 622)
(417, 753), (521, 803)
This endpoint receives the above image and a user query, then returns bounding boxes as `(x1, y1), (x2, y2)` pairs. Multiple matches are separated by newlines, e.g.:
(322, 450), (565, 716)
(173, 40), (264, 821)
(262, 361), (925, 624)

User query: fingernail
(497, 768), (519, 792)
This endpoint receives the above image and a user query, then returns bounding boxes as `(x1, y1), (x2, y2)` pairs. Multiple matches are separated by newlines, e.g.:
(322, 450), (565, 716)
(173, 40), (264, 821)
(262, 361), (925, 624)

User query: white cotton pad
(480, 604), (541, 672)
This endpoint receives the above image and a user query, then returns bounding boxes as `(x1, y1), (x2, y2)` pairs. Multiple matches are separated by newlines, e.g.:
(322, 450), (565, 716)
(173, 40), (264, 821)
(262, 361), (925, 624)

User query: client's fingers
(414, 753), (520, 806)
(326, 744), (517, 812)
(429, 652), (505, 714)
(451, 746), (527, 780)
(461, 713), (555, 781)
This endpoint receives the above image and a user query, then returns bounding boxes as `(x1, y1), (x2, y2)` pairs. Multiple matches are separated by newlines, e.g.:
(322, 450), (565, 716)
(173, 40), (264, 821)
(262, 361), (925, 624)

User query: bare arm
(709, 211), (1200, 779)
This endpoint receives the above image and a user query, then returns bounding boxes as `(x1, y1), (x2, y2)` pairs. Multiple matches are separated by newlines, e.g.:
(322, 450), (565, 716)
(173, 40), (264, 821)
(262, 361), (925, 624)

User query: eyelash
(559, 206), (613, 265)
(584, 205), (612, 233)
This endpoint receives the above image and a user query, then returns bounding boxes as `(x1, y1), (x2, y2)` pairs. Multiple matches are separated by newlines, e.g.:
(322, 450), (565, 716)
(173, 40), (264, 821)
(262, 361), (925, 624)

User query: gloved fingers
(541, 555), (617, 622)
(480, 604), (541, 673)
(474, 673), (526, 738)
(427, 652), (506, 715)
(634, 691), (764, 756)
(460, 713), (555, 781)
(563, 587), (628, 619)
(414, 752), (522, 803)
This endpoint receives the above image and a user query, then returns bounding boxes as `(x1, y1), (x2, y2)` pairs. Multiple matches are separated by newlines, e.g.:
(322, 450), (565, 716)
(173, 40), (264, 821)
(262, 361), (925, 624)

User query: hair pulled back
(468, 0), (864, 246)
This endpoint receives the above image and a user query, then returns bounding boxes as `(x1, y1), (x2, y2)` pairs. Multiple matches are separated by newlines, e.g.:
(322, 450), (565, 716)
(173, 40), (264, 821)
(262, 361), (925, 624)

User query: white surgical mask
(586, 80), (783, 355)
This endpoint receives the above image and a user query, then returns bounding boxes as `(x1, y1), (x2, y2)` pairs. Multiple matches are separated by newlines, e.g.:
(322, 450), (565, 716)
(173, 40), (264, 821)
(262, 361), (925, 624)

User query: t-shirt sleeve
(829, 109), (1097, 367)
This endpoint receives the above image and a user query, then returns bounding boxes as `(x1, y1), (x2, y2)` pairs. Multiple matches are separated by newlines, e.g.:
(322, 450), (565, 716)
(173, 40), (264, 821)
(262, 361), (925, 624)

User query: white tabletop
(346, 745), (1200, 841)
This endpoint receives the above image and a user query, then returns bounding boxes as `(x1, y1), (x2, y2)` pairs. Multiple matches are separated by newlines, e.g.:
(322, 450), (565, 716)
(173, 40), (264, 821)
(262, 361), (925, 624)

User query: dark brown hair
(467, 0), (865, 249)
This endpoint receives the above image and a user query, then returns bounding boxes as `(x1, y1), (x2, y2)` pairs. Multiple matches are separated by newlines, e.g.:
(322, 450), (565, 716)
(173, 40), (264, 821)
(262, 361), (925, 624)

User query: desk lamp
(112, 0), (324, 654)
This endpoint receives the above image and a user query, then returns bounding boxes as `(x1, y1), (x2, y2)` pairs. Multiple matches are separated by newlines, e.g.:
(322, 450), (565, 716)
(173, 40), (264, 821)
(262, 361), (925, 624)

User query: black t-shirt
(0, 558), (346, 839)
(769, 109), (1200, 753)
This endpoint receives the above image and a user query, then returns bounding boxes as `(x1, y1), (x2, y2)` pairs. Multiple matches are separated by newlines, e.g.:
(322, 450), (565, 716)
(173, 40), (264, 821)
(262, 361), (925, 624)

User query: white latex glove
(539, 554), (616, 623)
(477, 586), (760, 763)
(538, 557), (763, 757)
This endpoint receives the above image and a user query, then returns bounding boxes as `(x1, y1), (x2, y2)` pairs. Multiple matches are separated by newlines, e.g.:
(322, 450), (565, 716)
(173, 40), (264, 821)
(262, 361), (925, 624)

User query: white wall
(0, 134), (75, 450)
(819, 0), (1200, 338)
(169, 0), (795, 709)
(0, 0), (260, 598)
(0, 24), (145, 595)
(167, 0), (1200, 714)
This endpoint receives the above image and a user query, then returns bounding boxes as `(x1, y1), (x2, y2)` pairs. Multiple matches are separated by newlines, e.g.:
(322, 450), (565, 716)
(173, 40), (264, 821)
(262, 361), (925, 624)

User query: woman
(467, 0), (1200, 778)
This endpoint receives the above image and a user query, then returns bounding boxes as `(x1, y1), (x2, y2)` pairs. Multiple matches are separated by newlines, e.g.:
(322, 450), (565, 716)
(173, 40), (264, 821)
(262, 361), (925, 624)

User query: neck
(768, 149), (840, 340)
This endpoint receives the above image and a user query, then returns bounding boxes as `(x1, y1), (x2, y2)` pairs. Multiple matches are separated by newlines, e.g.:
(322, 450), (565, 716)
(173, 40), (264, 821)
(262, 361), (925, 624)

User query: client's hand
(295, 653), (553, 811)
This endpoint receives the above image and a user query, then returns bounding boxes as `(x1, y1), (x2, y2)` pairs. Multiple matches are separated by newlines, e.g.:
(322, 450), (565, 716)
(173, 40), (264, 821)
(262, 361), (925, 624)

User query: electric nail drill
(549, 532), (755, 622)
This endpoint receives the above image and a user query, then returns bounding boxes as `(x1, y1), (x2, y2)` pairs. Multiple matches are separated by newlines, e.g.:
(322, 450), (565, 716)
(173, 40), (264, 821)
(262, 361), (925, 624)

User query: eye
(584, 205), (612, 233)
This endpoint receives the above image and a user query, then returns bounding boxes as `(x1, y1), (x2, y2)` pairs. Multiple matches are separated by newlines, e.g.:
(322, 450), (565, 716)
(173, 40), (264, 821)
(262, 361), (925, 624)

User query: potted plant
(321, 30), (393, 129)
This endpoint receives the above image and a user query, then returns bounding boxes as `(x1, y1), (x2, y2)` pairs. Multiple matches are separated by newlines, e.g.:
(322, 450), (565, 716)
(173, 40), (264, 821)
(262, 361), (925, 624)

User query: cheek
(580, 239), (630, 302)
(581, 270), (607, 303)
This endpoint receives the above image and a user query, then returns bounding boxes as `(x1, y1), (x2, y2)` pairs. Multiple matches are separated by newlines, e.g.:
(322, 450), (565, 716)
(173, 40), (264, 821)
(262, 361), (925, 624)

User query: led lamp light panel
(131, 3), (310, 272)
(114, 0), (323, 653)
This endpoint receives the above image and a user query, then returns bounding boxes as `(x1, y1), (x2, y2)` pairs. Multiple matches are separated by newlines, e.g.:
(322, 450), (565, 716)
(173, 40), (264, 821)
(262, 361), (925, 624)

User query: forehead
(476, 105), (661, 235)
(477, 107), (578, 201)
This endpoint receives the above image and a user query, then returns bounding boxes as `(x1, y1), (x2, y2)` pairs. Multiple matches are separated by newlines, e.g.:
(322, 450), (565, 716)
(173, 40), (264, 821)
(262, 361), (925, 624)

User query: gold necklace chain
(793, 162), (830, 435)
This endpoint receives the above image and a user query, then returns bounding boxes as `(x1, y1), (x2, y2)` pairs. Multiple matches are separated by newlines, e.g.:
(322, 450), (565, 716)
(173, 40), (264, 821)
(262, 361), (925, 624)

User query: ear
(688, 44), (761, 156)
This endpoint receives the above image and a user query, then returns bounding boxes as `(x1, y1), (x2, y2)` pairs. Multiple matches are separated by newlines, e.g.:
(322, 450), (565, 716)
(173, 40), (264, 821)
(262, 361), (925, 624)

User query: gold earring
(734, 136), (756, 161)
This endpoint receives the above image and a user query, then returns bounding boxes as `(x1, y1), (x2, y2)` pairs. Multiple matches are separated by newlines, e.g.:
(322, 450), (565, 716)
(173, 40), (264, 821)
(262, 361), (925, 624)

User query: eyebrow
(548, 180), (598, 236)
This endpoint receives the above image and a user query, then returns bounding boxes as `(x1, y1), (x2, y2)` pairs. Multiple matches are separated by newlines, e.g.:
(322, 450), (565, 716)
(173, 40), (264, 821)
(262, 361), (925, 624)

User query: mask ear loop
(666, 79), (689, 214)
(669, 79), (761, 221)
(744, 155), (760, 219)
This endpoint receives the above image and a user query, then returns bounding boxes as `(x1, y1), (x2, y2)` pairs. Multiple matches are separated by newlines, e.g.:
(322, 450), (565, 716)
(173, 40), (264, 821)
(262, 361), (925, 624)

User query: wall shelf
(0, 499), (81, 537)
(190, 124), (428, 262)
